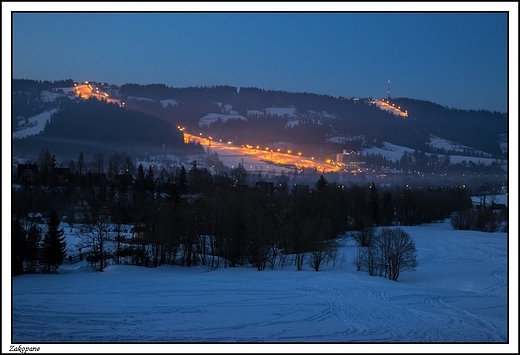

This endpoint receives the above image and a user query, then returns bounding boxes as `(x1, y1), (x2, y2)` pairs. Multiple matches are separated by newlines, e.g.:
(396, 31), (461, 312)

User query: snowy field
(7, 220), (517, 353)
(12, 109), (58, 139)
(360, 141), (504, 168)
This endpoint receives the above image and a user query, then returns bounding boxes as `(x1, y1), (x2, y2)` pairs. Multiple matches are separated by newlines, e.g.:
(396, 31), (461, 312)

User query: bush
(355, 227), (418, 281)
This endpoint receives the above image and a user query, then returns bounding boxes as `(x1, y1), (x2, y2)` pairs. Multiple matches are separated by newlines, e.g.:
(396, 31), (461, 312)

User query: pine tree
(179, 165), (188, 193)
(12, 217), (27, 276)
(26, 224), (43, 273)
(43, 210), (67, 273)
(315, 175), (328, 193)
(369, 182), (380, 226)
(77, 151), (85, 176)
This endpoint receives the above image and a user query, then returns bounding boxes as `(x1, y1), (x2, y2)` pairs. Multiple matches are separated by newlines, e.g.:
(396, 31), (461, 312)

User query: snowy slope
(9, 220), (513, 350)
(12, 109), (58, 139)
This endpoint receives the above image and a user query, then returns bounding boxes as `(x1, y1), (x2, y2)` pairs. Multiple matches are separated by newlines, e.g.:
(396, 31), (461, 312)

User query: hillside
(12, 84), (186, 161)
(118, 83), (507, 157)
(11, 79), (507, 169)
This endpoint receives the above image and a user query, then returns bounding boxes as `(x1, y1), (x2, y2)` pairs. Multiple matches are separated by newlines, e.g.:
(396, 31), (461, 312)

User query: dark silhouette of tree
(374, 228), (418, 281)
(369, 182), (380, 226)
(77, 151), (85, 176)
(25, 224), (43, 273)
(42, 210), (67, 273)
(83, 207), (112, 272)
(12, 217), (27, 276)
(178, 165), (188, 193)
(37, 147), (55, 184)
(315, 175), (328, 193)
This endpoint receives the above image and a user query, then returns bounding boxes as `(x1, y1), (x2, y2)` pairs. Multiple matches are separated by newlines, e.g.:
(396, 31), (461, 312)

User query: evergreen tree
(38, 147), (55, 184)
(12, 217), (27, 276)
(26, 224), (42, 273)
(369, 182), (380, 226)
(179, 165), (188, 193)
(147, 165), (155, 192)
(42, 210), (67, 273)
(315, 175), (328, 193)
(77, 151), (85, 176)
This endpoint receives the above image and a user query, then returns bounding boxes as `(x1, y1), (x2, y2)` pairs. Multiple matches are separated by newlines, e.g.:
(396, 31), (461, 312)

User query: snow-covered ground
(160, 99), (178, 108)
(198, 113), (248, 127)
(12, 109), (58, 139)
(8, 220), (516, 352)
(360, 141), (505, 168)
(265, 107), (297, 118)
(428, 135), (493, 158)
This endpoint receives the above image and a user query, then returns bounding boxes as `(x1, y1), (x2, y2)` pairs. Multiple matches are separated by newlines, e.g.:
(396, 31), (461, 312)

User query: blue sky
(7, 4), (516, 113)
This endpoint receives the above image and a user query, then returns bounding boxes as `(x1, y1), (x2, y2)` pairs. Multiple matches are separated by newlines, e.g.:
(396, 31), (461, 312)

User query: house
(17, 163), (39, 183)
(53, 167), (71, 184)
(71, 195), (92, 223)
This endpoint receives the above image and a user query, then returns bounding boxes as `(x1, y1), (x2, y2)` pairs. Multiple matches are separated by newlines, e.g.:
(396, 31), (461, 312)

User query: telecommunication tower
(387, 79), (391, 100)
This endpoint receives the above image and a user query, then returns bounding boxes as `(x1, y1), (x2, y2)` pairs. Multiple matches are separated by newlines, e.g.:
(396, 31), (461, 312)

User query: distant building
(71, 195), (92, 223)
(336, 153), (344, 163)
(17, 163), (39, 183)
(53, 167), (71, 184)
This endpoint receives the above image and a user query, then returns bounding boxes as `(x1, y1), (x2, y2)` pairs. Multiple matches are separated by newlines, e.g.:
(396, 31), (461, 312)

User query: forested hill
(119, 83), (507, 156)
(44, 98), (182, 146)
(12, 94), (185, 161)
(390, 98), (507, 155)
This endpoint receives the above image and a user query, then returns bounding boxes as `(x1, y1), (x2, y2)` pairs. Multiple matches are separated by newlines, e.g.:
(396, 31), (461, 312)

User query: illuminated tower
(387, 79), (391, 100)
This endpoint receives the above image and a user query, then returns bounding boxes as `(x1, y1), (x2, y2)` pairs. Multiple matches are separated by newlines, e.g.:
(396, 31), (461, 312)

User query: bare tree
(356, 228), (417, 281)
(82, 209), (111, 271)
(374, 228), (418, 281)
(107, 153), (124, 180)
(93, 152), (105, 174)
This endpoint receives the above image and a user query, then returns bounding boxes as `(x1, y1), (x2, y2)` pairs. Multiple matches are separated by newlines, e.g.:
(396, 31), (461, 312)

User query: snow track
(11, 221), (508, 343)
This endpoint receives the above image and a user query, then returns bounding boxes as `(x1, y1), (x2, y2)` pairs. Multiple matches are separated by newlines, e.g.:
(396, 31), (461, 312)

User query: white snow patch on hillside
(199, 113), (248, 127)
(12, 109), (58, 139)
(326, 136), (364, 144)
(160, 99), (178, 108)
(428, 135), (492, 157)
(361, 142), (415, 162)
(127, 96), (154, 102)
(266, 107), (297, 118)
(361, 141), (506, 168)
(40, 91), (71, 102)
(247, 110), (264, 117)
(285, 119), (300, 128)
(54, 87), (77, 95)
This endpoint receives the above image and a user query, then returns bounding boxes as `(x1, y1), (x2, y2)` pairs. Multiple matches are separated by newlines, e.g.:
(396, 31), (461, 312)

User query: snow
(39, 91), (62, 102)
(285, 119), (300, 128)
(160, 99), (178, 108)
(361, 142), (416, 162)
(326, 135), (364, 144)
(127, 96), (154, 102)
(361, 141), (505, 168)
(428, 135), (492, 157)
(198, 113), (248, 127)
(54, 87), (77, 95)
(247, 109), (265, 117)
(8, 219), (516, 352)
(12, 109), (58, 139)
(265, 107), (298, 118)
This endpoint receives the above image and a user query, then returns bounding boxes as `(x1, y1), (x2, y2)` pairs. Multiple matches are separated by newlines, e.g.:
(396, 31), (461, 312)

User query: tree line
(13, 146), (494, 281)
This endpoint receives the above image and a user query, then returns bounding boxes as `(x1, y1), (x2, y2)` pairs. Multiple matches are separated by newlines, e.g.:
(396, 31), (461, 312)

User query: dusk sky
(6, 3), (516, 113)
